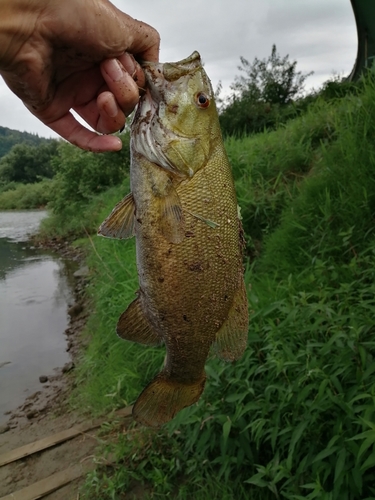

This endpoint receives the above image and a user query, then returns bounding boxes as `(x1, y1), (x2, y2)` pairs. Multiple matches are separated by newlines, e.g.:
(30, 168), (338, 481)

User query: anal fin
(212, 279), (249, 361)
(98, 192), (135, 239)
(117, 297), (162, 346)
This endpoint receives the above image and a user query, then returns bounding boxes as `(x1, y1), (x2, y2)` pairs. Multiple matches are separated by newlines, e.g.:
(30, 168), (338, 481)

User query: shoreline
(1, 238), (90, 433)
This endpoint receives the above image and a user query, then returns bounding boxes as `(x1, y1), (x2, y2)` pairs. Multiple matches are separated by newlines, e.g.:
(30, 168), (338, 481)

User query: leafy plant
(219, 44), (313, 136)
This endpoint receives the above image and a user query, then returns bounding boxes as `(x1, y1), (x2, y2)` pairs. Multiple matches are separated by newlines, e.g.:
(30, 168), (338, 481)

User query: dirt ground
(0, 240), (110, 499)
(0, 411), (101, 499)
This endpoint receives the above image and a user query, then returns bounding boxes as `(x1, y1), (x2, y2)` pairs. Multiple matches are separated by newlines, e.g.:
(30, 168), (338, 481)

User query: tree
(0, 141), (59, 184)
(50, 132), (131, 215)
(219, 44), (313, 136)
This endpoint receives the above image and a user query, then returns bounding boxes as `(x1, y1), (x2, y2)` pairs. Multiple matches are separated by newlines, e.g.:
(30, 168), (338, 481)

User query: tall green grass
(51, 78), (375, 499)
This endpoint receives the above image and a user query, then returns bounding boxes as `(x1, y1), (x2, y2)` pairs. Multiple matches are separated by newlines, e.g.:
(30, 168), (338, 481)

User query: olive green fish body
(99, 52), (248, 427)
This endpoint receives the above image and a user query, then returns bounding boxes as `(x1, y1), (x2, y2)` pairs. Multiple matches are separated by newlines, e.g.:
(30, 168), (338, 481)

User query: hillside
(0, 126), (52, 159)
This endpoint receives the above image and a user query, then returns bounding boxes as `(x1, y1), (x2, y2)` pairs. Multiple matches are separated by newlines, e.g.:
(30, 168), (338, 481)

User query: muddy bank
(1, 239), (90, 433)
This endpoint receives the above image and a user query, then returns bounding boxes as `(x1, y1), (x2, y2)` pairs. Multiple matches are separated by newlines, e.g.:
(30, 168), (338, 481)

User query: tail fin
(133, 371), (206, 427)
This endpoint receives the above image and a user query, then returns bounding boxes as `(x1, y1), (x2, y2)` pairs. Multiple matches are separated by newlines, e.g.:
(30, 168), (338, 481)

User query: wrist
(0, 0), (48, 70)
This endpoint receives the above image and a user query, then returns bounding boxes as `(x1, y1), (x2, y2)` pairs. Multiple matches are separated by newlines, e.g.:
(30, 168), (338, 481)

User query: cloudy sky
(0, 0), (357, 139)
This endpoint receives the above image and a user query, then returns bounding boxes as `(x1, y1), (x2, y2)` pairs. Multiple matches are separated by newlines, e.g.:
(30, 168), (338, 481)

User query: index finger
(48, 111), (122, 152)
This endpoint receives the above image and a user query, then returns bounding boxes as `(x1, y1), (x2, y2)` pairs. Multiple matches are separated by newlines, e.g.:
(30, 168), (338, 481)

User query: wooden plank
(0, 461), (94, 500)
(0, 406), (133, 467)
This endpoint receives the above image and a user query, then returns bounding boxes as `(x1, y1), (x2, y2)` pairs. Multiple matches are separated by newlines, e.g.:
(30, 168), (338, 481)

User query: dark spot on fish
(224, 295), (229, 301)
(188, 262), (204, 272)
(158, 276), (165, 283)
(185, 231), (195, 238)
(169, 104), (179, 114)
(136, 218), (142, 224)
(183, 315), (189, 322)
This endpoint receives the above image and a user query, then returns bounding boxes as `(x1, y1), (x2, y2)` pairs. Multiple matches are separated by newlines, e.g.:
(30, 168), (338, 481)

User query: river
(0, 211), (75, 424)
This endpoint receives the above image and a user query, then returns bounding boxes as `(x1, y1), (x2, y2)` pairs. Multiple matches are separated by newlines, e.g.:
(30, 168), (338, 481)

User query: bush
(50, 133), (130, 217)
(219, 44), (312, 136)
(0, 179), (54, 209)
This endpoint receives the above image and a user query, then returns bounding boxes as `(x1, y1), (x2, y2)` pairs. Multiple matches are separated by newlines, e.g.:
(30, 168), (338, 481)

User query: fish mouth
(142, 51), (202, 83)
(140, 51), (202, 105)
(132, 52), (203, 174)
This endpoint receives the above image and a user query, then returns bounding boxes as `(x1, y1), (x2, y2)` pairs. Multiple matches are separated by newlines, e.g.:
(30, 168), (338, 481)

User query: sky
(0, 0), (357, 139)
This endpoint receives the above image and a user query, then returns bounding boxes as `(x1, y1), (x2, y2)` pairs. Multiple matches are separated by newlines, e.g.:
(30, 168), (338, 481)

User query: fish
(98, 51), (248, 427)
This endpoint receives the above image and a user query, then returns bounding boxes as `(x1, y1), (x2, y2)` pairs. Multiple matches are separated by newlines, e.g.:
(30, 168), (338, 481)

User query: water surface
(0, 211), (74, 423)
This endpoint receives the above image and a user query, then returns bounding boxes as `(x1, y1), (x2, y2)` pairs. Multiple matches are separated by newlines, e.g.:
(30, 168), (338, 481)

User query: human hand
(0, 0), (159, 151)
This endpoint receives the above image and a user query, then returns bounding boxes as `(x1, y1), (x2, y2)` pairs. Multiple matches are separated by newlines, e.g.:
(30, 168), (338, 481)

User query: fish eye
(196, 92), (210, 108)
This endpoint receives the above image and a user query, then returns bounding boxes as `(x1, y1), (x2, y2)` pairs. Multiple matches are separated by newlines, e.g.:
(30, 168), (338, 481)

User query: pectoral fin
(212, 279), (249, 361)
(98, 192), (135, 239)
(117, 296), (162, 346)
(159, 186), (185, 244)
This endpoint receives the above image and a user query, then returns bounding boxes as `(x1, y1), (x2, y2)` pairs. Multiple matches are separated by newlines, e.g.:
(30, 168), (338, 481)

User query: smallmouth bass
(99, 51), (248, 427)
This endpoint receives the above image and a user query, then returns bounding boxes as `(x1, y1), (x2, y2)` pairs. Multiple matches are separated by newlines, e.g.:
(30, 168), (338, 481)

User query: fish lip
(141, 51), (202, 86)
(138, 52), (202, 110)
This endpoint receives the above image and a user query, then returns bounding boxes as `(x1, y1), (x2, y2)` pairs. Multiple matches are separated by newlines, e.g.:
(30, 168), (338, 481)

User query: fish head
(132, 51), (220, 178)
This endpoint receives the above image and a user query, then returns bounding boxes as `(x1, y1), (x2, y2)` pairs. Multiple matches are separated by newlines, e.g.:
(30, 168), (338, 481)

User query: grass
(35, 76), (375, 499)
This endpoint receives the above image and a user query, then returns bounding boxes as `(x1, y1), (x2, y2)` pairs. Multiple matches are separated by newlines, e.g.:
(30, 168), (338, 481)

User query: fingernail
(106, 59), (124, 82)
(121, 53), (137, 75)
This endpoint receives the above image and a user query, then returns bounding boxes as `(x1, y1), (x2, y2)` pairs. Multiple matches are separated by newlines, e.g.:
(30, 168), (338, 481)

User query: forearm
(0, 0), (47, 70)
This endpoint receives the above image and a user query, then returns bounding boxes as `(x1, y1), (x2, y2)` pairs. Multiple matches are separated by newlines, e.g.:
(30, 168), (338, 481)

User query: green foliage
(261, 82), (375, 275)
(82, 428), (251, 500)
(0, 179), (54, 209)
(226, 96), (340, 258)
(219, 44), (312, 136)
(49, 133), (130, 224)
(0, 125), (51, 159)
(0, 140), (59, 184)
